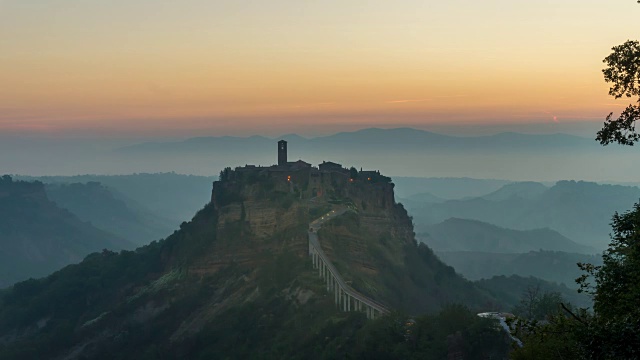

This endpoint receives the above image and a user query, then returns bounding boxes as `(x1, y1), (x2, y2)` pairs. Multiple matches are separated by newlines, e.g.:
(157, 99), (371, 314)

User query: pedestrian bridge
(308, 208), (389, 319)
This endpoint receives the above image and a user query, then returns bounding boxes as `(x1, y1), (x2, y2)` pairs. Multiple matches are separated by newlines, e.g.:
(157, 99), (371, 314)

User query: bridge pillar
(334, 281), (338, 305)
(347, 295), (351, 311)
(371, 308), (375, 320)
(366, 306), (370, 319)
(324, 263), (327, 280)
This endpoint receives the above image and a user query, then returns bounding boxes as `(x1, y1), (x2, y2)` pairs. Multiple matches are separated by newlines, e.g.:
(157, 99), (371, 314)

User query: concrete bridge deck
(308, 208), (389, 319)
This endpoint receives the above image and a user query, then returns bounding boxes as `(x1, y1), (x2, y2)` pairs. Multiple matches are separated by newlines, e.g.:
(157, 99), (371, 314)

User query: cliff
(0, 168), (498, 359)
(205, 167), (489, 314)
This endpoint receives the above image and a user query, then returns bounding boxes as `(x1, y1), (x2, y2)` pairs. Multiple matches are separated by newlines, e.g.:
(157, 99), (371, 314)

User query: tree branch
(560, 303), (586, 325)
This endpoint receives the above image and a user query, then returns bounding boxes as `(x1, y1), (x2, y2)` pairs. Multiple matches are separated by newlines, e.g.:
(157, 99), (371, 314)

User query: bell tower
(278, 140), (287, 166)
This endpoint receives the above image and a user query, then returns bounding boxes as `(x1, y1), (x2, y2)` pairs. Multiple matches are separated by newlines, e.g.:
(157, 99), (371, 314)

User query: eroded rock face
(216, 200), (305, 239)
(191, 179), (310, 276)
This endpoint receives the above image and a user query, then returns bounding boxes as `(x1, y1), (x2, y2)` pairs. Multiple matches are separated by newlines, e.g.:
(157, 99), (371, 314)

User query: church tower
(278, 140), (287, 166)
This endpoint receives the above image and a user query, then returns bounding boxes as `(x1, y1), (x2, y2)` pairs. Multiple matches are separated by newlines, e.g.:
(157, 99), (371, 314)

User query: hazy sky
(1, 1), (638, 137)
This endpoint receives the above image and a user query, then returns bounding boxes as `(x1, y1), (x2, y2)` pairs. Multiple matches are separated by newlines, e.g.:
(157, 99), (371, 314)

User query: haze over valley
(2, 0), (640, 358)
(4, 128), (640, 183)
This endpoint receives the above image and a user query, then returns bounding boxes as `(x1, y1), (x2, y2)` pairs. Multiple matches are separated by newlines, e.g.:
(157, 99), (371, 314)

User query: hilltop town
(214, 139), (392, 203)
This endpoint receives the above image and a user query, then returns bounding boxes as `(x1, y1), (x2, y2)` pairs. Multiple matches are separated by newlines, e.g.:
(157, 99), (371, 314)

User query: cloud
(275, 102), (335, 109)
(386, 95), (466, 104)
(386, 99), (433, 104)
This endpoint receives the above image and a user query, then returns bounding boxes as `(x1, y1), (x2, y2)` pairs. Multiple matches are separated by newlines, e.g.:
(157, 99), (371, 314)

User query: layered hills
(45, 182), (174, 246)
(437, 251), (602, 288)
(420, 218), (595, 254)
(405, 180), (640, 249)
(19, 173), (216, 225)
(0, 166), (507, 359)
(0, 176), (132, 288)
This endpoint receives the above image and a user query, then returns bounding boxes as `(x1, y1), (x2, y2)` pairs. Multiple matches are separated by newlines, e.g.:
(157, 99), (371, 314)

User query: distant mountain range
(112, 128), (639, 180)
(0, 177), (132, 288)
(393, 177), (514, 200)
(405, 180), (640, 249)
(420, 218), (595, 254)
(481, 181), (548, 201)
(4, 128), (639, 180)
(119, 128), (600, 154)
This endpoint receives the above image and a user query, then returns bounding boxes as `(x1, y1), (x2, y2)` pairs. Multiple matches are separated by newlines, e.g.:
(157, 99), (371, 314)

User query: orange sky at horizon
(0, 0), (637, 136)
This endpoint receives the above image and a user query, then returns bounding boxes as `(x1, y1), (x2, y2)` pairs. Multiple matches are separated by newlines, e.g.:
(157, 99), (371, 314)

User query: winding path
(308, 208), (389, 319)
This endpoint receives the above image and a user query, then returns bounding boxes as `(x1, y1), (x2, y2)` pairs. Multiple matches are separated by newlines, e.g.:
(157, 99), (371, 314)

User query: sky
(0, 0), (638, 137)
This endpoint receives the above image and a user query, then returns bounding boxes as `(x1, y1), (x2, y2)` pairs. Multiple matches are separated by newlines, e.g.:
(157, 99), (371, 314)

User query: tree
(597, 40), (640, 145)
(516, 5), (640, 357)
(587, 5), (640, 355)
(514, 203), (640, 359)
(573, 203), (640, 358)
(512, 285), (565, 321)
(219, 167), (232, 181)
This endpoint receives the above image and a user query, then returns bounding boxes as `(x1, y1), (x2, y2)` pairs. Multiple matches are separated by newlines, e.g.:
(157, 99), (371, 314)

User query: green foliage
(573, 202), (640, 358)
(349, 306), (509, 359)
(517, 201), (640, 359)
(598, 104), (640, 146)
(578, 202), (640, 319)
(511, 285), (566, 321)
(597, 39), (640, 146)
(511, 312), (587, 360)
(219, 166), (232, 181)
